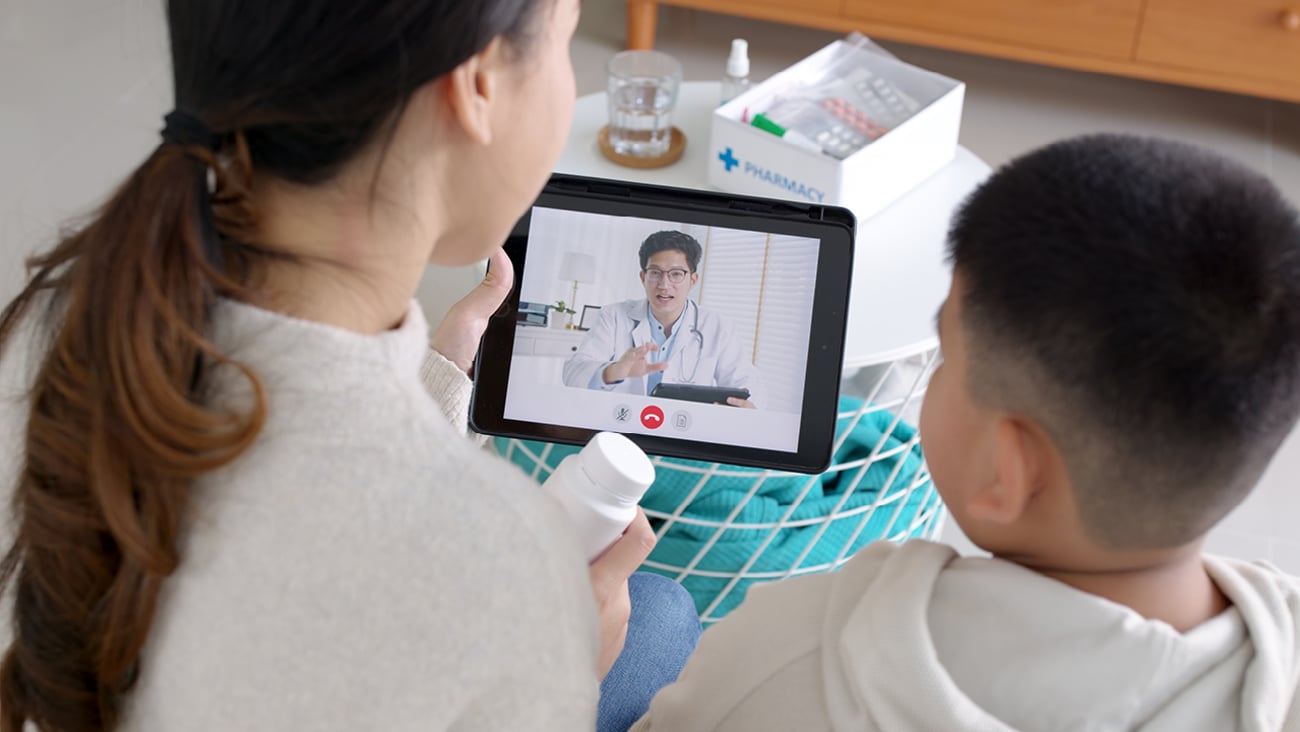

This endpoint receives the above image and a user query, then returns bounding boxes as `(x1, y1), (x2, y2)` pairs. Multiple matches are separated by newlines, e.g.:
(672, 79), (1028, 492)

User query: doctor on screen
(563, 231), (763, 408)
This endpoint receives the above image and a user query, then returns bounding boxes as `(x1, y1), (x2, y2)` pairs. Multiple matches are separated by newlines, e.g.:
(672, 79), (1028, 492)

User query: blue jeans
(597, 572), (701, 732)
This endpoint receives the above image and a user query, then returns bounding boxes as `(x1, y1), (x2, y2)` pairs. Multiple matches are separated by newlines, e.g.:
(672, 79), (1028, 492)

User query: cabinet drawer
(533, 337), (580, 357)
(514, 329), (584, 357)
(841, 0), (1143, 60)
(680, 0), (842, 16)
(1137, 0), (1300, 92)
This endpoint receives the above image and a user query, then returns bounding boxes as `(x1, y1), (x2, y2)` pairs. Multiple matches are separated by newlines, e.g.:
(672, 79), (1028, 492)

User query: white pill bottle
(542, 432), (656, 561)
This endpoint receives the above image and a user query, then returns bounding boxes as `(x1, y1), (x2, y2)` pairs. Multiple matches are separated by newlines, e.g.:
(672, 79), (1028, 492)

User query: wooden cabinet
(1137, 0), (1300, 99)
(627, 0), (1300, 102)
(742, 0), (840, 13)
(842, 0), (1143, 61)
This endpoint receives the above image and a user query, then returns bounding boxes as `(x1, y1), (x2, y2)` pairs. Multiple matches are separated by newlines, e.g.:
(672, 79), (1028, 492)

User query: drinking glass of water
(606, 50), (682, 158)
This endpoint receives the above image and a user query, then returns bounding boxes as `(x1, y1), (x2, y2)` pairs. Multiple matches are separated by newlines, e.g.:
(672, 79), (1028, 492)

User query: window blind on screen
(697, 230), (818, 414)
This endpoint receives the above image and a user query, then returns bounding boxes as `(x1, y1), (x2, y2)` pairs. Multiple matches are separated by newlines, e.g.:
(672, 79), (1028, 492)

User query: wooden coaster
(597, 126), (687, 169)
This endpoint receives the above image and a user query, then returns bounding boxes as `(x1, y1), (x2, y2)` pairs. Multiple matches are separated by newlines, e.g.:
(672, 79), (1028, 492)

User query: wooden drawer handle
(1283, 8), (1300, 31)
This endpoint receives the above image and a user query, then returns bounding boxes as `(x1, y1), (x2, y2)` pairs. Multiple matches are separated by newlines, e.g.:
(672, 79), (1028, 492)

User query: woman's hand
(430, 248), (514, 376)
(588, 508), (656, 680)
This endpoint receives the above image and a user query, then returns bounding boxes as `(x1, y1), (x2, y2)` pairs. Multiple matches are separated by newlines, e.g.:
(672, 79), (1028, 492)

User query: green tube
(751, 113), (787, 137)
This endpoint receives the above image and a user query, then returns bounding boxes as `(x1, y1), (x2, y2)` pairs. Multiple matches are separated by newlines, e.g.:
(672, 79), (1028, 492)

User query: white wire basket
(497, 347), (944, 625)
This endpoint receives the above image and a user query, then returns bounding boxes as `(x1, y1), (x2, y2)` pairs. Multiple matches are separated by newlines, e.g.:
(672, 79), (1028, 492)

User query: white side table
(498, 82), (994, 623)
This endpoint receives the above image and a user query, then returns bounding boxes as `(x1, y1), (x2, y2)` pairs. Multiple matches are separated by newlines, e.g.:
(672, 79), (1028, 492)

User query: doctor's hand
(725, 396), (757, 409)
(602, 343), (668, 384)
(430, 248), (514, 376)
(588, 508), (656, 680)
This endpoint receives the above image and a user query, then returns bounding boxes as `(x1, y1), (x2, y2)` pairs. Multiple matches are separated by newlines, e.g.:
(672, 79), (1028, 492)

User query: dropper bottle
(720, 38), (751, 106)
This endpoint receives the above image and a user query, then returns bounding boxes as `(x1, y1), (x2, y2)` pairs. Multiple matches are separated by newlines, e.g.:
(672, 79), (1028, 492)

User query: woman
(0, 1), (698, 730)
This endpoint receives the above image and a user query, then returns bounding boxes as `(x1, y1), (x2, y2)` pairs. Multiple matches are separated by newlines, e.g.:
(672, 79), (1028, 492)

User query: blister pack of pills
(748, 33), (928, 160)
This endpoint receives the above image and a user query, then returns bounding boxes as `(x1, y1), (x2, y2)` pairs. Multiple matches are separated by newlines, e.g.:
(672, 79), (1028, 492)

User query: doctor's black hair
(639, 230), (704, 272)
(0, 0), (554, 729)
(947, 133), (1300, 551)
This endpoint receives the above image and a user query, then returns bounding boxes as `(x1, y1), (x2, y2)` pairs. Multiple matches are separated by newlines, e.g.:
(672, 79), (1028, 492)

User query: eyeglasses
(644, 267), (691, 284)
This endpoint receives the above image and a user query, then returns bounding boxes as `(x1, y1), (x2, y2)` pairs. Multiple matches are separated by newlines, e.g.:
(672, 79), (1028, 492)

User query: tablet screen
(472, 175), (855, 473)
(505, 204), (821, 453)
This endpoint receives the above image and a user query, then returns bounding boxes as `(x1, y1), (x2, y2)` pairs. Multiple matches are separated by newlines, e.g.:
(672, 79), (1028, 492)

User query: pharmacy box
(708, 35), (965, 221)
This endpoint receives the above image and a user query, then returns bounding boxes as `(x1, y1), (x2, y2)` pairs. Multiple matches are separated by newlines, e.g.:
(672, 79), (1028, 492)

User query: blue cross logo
(718, 147), (739, 172)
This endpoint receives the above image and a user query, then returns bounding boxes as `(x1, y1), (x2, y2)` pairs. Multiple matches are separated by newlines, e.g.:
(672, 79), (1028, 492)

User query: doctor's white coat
(562, 299), (764, 406)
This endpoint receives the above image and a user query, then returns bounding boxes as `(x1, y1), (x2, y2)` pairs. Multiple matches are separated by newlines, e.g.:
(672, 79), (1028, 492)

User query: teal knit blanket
(495, 397), (937, 621)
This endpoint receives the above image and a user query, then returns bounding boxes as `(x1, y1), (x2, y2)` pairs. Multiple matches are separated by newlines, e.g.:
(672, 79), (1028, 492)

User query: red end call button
(640, 405), (665, 429)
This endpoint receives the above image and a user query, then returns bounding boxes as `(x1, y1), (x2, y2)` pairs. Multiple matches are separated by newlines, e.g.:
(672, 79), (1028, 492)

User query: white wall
(0, 0), (487, 334)
(1, 0), (172, 308)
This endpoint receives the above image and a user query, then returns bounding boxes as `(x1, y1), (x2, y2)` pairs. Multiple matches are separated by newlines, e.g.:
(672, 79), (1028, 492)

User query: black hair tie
(160, 110), (221, 150)
(160, 110), (227, 273)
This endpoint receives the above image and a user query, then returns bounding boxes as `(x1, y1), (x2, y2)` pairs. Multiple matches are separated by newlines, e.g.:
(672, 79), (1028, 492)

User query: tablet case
(470, 173), (856, 473)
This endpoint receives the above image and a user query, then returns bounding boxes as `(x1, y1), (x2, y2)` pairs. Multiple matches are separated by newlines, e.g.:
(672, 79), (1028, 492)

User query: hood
(819, 541), (1300, 731)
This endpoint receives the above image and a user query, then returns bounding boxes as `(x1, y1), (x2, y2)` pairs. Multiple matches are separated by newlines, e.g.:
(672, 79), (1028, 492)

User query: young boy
(630, 134), (1300, 731)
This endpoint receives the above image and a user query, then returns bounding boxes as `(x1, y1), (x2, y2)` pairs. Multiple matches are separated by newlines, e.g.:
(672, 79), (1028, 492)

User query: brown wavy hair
(0, 0), (548, 729)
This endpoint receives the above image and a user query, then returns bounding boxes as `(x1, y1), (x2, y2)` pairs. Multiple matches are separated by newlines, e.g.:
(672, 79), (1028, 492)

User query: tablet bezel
(469, 174), (856, 474)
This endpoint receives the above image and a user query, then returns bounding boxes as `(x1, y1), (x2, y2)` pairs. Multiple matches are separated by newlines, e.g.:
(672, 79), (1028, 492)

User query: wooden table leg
(626, 0), (658, 50)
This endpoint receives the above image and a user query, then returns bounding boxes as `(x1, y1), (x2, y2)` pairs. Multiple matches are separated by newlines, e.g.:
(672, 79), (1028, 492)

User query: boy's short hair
(948, 134), (1300, 550)
(639, 230), (703, 272)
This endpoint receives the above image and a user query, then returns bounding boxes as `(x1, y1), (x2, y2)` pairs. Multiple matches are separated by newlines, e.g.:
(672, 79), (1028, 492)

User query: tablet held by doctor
(563, 231), (763, 408)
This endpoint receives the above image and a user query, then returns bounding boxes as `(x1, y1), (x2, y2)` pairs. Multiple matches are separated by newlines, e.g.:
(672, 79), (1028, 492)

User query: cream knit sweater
(0, 299), (600, 730)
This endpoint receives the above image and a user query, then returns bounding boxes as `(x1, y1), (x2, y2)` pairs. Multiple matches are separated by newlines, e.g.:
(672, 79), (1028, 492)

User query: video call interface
(502, 206), (821, 453)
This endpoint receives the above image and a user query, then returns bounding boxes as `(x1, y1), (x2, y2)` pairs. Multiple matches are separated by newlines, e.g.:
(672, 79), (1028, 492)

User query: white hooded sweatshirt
(632, 540), (1300, 731)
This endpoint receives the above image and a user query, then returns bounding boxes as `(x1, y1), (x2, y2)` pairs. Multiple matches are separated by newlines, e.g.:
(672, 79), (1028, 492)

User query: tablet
(650, 383), (750, 405)
(470, 174), (855, 473)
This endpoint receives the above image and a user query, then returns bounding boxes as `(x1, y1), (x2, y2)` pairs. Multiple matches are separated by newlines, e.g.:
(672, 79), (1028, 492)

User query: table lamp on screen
(559, 251), (597, 330)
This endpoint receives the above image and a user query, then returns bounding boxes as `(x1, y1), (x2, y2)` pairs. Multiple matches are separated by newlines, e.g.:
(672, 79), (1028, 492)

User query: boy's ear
(442, 37), (506, 145)
(966, 417), (1042, 524)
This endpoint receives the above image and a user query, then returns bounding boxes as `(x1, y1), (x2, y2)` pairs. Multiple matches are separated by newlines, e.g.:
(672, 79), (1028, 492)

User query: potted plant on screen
(550, 300), (577, 329)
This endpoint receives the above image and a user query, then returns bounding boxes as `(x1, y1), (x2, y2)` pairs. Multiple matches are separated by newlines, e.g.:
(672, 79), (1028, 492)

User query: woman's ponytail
(0, 130), (266, 731)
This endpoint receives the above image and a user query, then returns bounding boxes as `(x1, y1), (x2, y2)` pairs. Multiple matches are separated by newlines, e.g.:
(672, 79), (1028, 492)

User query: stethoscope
(682, 302), (705, 383)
